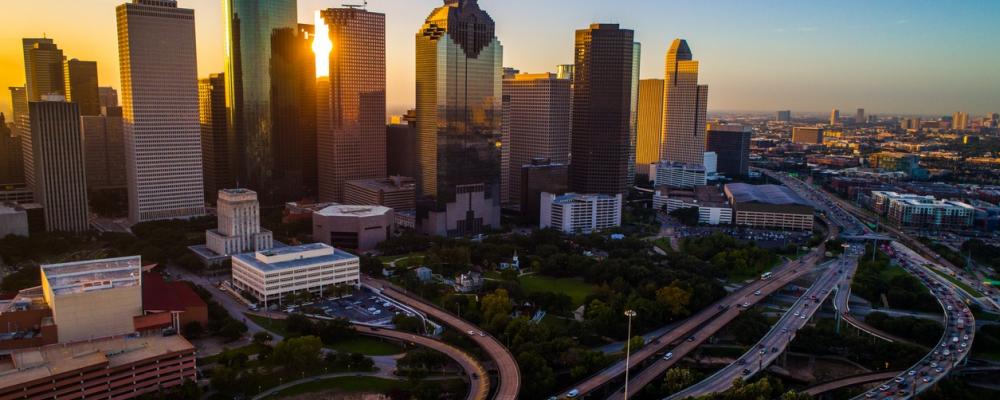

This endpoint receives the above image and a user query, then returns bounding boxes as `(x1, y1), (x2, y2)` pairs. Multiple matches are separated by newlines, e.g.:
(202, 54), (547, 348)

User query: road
(663, 250), (860, 399)
(801, 371), (903, 397)
(831, 261), (927, 348)
(363, 276), (521, 400)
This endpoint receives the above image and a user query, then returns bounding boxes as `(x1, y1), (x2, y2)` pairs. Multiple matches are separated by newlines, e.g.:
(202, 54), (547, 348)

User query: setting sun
(312, 10), (332, 78)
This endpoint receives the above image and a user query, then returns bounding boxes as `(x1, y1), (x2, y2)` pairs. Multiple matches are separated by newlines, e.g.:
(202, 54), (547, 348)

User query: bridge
(802, 371), (903, 396)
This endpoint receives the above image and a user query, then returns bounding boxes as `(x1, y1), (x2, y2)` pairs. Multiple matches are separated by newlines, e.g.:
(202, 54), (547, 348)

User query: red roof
(142, 273), (206, 313)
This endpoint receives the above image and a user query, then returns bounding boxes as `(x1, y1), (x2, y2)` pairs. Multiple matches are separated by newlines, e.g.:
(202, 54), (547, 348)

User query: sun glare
(312, 11), (332, 78)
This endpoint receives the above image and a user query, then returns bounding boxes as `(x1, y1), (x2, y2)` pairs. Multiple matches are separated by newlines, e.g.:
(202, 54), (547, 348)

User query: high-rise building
(540, 192), (622, 234)
(415, 0), (503, 236)
(855, 108), (866, 125)
(315, 7), (387, 203)
(627, 42), (641, 185)
(199, 73), (231, 203)
(387, 110), (417, 179)
(776, 110), (791, 122)
(706, 122), (752, 178)
(117, 0), (205, 223)
(636, 79), (665, 167)
(0, 114), (24, 184)
(989, 113), (1000, 128)
(98, 86), (119, 108)
(502, 73), (571, 209)
(792, 127), (825, 144)
(829, 108), (840, 126)
(28, 98), (89, 232)
(521, 158), (569, 223)
(570, 24), (635, 196)
(63, 59), (100, 116)
(661, 39), (709, 166)
(9, 87), (29, 136)
(23, 38), (64, 102)
(81, 106), (126, 190)
(952, 111), (970, 130)
(206, 188), (273, 256)
(556, 64), (575, 81)
(225, 0), (316, 203)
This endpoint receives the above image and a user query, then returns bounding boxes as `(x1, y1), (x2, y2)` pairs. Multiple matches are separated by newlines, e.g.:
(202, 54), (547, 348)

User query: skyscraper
(23, 38), (64, 102)
(98, 87), (119, 108)
(64, 59), (101, 116)
(199, 73), (231, 203)
(855, 108), (866, 125)
(952, 111), (969, 130)
(225, 0), (316, 203)
(81, 106), (126, 190)
(9, 87), (29, 136)
(661, 39), (709, 166)
(627, 42), (641, 185)
(706, 122), (752, 178)
(117, 0), (205, 223)
(636, 79), (665, 167)
(776, 110), (791, 122)
(387, 110), (417, 179)
(0, 114), (24, 184)
(502, 72), (571, 209)
(28, 98), (89, 232)
(315, 7), (387, 203)
(415, 0), (503, 236)
(830, 108), (840, 126)
(570, 24), (635, 196)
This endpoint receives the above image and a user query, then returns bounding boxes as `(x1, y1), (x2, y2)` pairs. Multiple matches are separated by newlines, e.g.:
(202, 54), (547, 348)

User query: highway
(362, 276), (522, 400)
(802, 371), (903, 396)
(663, 250), (861, 399)
(831, 260), (926, 347)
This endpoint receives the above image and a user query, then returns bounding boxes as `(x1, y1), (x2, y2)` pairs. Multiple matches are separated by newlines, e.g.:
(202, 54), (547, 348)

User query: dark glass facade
(415, 0), (502, 236)
(706, 125), (752, 178)
(570, 24), (635, 196)
(225, 0), (315, 203)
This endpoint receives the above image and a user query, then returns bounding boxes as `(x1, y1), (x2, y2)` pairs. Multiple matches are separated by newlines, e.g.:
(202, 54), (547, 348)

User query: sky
(1, 0), (999, 118)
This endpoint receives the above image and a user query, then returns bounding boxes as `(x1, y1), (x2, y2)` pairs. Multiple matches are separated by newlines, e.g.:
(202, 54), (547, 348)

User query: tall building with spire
(569, 24), (636, 196)
(660, 39), (708, 166)
(23, 38), (64, 102)
(117, 0), (205, 223)
(225, 0), (316, 203)
(315, 7), (386, 203)
(415, 0), (503, 236)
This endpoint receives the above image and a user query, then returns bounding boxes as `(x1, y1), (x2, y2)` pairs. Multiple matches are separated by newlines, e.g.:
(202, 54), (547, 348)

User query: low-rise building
(871, 191), (974, 229)
(654, 186), (733, 225)
(0, 204), (28, 237)
(455, 271), (483, 293)
(724, 183), (814, 230)
(231, 243), (360, 304)
(313, 204), (394, 252)
(344, 176), (416, 211)
(654, 161), (707, 189)
(41, 256), (144, 343)
(791, 127), (824, 144)
(540, 192), (622, 234)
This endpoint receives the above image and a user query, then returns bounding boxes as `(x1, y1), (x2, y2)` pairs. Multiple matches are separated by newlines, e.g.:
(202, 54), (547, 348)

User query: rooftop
(551, 193), (621, 205)
(316, 204), (393, 218)
(141, 273), (205, 313)
(345, 177), (415, 192)
(232, 243), (358, 273)
(725, 183), (812, 207)
(41, 256), (142, 297)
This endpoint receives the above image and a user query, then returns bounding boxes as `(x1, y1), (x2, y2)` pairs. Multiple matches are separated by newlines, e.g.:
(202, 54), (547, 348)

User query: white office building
(540, 192), (622, 234)
(117, 0), (205, 223)
(231, 243), (360, 304)
(206, 189), (273, 256)
(653, 186), (733, 226)
(655, 161), (707, 189)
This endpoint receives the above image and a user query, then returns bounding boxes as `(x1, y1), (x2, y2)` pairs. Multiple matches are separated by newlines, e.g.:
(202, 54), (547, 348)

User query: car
(754, 290), (762, 296)
(935, 367), (944, 373)
(566, 389), (580, 398)
(741, 369), (751, 376)
(923, 377), (932, 382)
(930, 362), (938, 368)
(467, 330), (476, 335)
(961, 342), (968, 348)
(894, 377), (905, 383)
(800, 314), (806, 319)
(663, 352), (673, 360)
(793, 312), (800, 317)
(759, 348), (766, 355)
(686, 336), (695, 342)
(878, 385), (890, 392)
(908, 370), (917, 376)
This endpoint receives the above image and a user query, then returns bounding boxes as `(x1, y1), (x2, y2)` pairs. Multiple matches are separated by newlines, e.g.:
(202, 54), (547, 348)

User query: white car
(567, 389), (580, 398)
(663, 352), (673, 360)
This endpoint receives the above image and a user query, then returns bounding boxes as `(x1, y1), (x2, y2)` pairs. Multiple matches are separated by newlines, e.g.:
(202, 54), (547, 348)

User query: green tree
(252, 331), (273, 345)
(271, 336), (324, 373)
(218, 319), (248, 342)
(626, 336), (645, 353)
(656, 281), (692, 317)
(392, 314), (425, 334)
(517, 351), (556, 399)
(661, 367), (698, 396)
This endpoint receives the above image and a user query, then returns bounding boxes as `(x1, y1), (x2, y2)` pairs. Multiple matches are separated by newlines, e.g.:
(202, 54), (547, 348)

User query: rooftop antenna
(343, 0), (367, 10)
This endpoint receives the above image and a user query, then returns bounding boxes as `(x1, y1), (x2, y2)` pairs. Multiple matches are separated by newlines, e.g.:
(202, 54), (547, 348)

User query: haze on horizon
(1, 0), (997, 118)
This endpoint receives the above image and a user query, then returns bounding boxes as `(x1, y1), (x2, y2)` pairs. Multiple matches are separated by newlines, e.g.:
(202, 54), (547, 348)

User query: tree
(626, 336), (645, 353)
(517, 351), (556, 399)
(670, 207), (700, 227)
(480, 289), (513, 332)
(656, 281), (692, 317)
(252, 331), (273, 345)
(661, 367), (698, 396)
(182, 321), (203, 338)
(271, 336), (324, 373)
(219, 319), (248, 342)
(392, 314), (425, 334)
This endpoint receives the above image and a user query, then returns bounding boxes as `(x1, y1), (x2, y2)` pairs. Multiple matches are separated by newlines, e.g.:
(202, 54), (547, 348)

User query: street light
(623, 309), (637, 400)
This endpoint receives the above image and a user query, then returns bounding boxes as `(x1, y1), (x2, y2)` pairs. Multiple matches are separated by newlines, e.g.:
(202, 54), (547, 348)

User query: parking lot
(291, 290), (417, 326)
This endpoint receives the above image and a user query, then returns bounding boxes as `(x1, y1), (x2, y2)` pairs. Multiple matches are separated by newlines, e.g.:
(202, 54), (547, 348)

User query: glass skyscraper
(225, 0), (315, 203)
(661, 39), (709, 166)
(415, 0), (502, 237)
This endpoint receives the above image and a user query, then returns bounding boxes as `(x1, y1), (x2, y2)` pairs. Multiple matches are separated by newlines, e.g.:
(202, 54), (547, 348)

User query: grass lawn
(519, 275), (597, 307)
(926, 266), (985, 298)
(245, 314), (403, 356)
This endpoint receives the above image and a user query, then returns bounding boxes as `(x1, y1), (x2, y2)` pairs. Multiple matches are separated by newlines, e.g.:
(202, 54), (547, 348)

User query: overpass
(802, 371), (902, 396)
(363, 277), (521, 400)
(831, 271), (925, 348)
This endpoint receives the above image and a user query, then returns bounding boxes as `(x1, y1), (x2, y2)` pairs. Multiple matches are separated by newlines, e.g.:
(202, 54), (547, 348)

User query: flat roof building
(540, 192), (622, 234)
(655, 161), (707, 189)
(344, 176), (416, 212)
(724, 183), (814, 230)
(871, 191), (974, 229)
(792, 127), (824, 145)
(653, 185), (732, 226)
(313, 204), (393, 252)
(0, 204), (29, 237)
(205, 188), (273, 257)
(231, 243), (360, 304)
(40, 256), (143, 343)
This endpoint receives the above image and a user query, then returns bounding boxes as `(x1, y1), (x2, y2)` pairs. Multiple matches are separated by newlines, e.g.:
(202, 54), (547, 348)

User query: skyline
(1, 0), (998, 118)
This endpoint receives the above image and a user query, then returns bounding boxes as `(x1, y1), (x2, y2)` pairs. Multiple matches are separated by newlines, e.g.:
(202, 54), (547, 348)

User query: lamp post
(623, 309), (637, 400)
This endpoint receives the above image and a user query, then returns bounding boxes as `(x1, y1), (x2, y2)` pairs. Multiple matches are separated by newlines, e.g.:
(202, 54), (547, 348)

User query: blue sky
(2, 0), (998, 116)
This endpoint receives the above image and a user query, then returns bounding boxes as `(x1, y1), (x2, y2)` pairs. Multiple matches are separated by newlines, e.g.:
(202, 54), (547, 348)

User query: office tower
(855, 108), (865, 125)
(315, 7), (387, 203)
(98, 87), (119, 108)
(706, 122), (752, 178)
(636, 79), (665, 167)
(570, 24), (635, 196)
(9, 87), (29, 136)
(199, 73), (231, 203)
(661, 39), (709, 166)
(953, 111), (970, 130)
(117, 0), (205, 223)
(81, 106), (126, 190)
(28, 98), (89, 232)
(990, 113), (999, 128)
(502, 73), (571, 209)
(415, 0), (503, 236)
(64, 59), (100, 116)
(829, 108), (840, 125)
(225, 0), (316, 203)
(206, 188), (273, 256)
(23, 38), (64, 102)
(521, 158), (569, 223)
(556, 64), (575, 81)
(792, 127), (825, 144)
(387, 110), (417, 179)
(777, 110), (791, 122)
(0, 114), (25, 184)
(627, 42), (641, 185)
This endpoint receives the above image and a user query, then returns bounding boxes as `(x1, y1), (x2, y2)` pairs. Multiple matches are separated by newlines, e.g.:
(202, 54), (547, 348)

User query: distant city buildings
(952, 111), (970, 131)
(0, 114), (24, 184)
(313, 204), (394, 252)
(855, 108), (866, 125)
(117, 0), (205, 223)
(63, 58), (100, 116)
(661, 39), (709, 166)
(541, 192), (623, 234)
(98, 86), (118, 108)
(570, 24), (636, 197)
(387, 111), (417, 179)
(776, 110), (791, 123)
(829, 108), (840, 126)
(28, 98), (89, 232)
(724, 183), (814, 230)
(868, 152), (923, 178)
(791, 127), (825, 144)
(231, 243), (360, 304)
(871, 191), (973, 229)
(23, 38), (64, 102)
(706, 122), (752, 178)
(415, 0), (502, 236)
